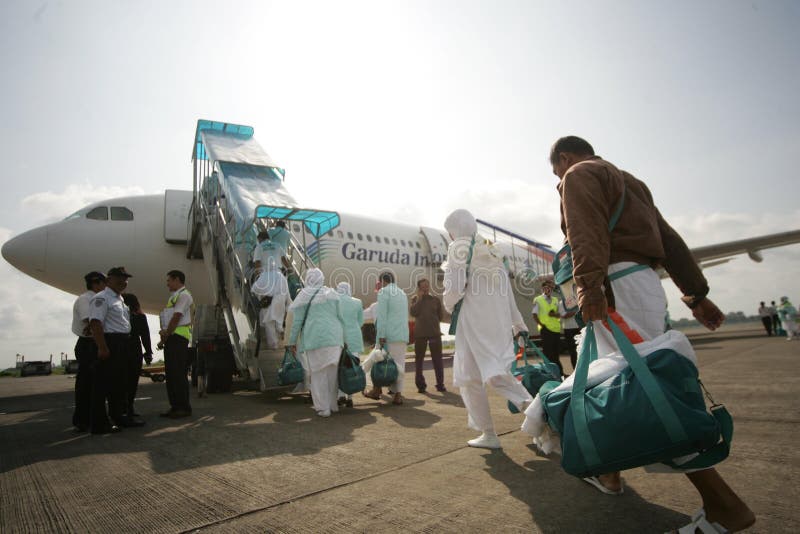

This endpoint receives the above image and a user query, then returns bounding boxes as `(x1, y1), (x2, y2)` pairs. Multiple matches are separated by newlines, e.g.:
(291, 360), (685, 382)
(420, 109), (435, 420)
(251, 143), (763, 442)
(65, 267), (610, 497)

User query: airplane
(3, 119), (800, 387)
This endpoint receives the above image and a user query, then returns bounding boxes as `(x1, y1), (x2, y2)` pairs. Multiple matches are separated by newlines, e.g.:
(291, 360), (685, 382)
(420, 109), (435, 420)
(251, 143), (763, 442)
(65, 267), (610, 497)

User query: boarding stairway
(186, 120), (340, 389)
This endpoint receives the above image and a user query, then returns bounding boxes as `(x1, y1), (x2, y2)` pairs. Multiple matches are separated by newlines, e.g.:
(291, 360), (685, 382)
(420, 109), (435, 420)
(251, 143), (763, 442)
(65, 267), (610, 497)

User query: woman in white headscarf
(336, 282), (365, 354)
(287, 269), (347, 417)
(443, 209), (532, 449)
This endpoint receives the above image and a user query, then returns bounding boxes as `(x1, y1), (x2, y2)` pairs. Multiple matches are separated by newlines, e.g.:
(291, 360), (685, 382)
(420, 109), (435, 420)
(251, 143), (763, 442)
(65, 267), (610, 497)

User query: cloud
(20, 183), (147, 224)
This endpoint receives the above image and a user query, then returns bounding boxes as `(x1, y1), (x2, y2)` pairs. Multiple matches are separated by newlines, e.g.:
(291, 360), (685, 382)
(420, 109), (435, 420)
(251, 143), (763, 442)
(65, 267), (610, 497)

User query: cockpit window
(86, 207), (109, 220)
(110, 207), (134, 221)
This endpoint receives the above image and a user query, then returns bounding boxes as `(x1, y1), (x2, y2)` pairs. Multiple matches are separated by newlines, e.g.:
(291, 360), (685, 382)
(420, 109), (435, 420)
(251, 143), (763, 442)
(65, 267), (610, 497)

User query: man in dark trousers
(550, 135), (754, 531)
(532, 280), (564, 377)
(157, 270), (194, 418)
(71, 271), (106, 431)
(89, 267), (141, 433)
(409, 278), (446, 393)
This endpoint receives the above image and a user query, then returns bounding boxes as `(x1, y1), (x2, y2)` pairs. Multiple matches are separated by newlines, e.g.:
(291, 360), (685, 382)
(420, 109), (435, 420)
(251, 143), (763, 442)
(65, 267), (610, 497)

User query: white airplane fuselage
(1, 193), (482, 314)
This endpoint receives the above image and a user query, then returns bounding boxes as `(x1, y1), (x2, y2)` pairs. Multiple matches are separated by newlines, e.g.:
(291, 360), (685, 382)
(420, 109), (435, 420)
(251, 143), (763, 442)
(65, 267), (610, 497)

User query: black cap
(84, 271), (106, 284)
(107, 266), (133, 278)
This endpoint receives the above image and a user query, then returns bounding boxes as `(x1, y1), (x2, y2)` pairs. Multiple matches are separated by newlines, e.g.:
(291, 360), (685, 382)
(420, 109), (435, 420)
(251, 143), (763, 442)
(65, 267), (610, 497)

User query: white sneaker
(467, 432), (501, 449)
(316, 410), (331, 418)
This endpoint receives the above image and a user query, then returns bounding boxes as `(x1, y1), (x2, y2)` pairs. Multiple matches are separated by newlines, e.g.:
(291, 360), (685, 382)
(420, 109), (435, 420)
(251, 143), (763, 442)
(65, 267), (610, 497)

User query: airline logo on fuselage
(341, 242), (445, 267)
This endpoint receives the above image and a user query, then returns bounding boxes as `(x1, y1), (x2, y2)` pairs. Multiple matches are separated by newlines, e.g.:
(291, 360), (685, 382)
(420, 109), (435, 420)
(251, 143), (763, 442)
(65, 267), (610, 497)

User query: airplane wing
(691, 229), (800, 266)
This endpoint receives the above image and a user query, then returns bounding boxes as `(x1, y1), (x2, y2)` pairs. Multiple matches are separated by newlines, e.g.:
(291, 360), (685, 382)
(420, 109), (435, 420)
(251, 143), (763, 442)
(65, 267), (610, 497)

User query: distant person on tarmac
(770, 300), (781, 334)
(409, 278), (446, 393)
(157, 270), (194, 419)
(71, 271), (106, 432)
(442, 209), (532, 450)
(758, 301), (773, 336)
(532, 136), (754, 532)
(532, 280), (565, 377)
(777, 296), (799, 340)
(122, 293), (152, 423)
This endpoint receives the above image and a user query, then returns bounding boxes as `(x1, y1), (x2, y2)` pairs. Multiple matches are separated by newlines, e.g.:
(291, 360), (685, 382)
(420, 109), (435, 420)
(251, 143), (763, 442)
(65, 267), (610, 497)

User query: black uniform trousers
(562, 327), (581, 372)
(90, 333), (128, 431)
(125, 339), (144, 416)
(165, 334), (191, 412)
(539, 326), (564, 377)
(761, 316), (773, 336)
(72, 336), (96, 428)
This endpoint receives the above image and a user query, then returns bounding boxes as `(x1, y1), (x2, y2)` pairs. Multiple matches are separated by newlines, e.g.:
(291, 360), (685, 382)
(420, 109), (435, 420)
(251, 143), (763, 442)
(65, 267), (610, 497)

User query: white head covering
(305, 268), (324, 288)
(336, 281), (352, 296)
(289, 268), (338, 309)
(444, 209), (477, 239)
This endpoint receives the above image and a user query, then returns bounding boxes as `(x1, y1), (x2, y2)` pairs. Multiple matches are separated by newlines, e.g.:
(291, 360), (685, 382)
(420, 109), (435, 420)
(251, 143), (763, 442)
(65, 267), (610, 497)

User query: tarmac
(0, 324), (797, 533)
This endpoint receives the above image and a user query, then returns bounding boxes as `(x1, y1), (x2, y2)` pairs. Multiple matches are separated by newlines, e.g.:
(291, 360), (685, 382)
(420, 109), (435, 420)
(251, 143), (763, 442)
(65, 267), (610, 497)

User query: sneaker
(316, 410), (331, 418)
(467, 432), (501, 449)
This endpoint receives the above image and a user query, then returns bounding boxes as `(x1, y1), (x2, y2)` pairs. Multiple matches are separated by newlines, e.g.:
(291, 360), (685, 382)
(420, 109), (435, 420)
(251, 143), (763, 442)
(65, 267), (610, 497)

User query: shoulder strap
(608, 184), (626, 232)
(300, 288), (323, 335)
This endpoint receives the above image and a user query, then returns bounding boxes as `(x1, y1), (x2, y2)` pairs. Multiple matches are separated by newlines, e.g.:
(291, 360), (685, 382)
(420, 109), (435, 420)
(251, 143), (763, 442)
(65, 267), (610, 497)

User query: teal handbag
(507, 333), (562, 413)
(277, 348), (305, 386)
(448, 236), (476, 335)
(543, 319), (732, 477)
(338, 347), (366, 395)
(278, 288), (320, 386)
(370, 345), (399, 387)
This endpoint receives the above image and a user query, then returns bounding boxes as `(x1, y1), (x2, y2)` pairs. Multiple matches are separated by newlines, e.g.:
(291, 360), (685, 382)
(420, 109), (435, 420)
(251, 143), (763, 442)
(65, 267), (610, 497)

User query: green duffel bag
(543, 318), (732, 478)
(277, 348), (305, 386)
(338, 347), (366, 395)
(370, 345), (399, 387)
(507, 333), (562, 414)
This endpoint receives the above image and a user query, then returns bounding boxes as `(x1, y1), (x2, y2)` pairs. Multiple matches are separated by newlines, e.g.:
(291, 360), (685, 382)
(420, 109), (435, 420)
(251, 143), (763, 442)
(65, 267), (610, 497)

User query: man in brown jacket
(409, 278), (446, 393)
(551, 136), (754, 532)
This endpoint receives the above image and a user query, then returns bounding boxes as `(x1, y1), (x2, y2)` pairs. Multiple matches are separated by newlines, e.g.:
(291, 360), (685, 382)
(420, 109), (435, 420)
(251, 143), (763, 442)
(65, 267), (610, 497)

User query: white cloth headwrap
(444, 209), (477, 239)
(289, 268), (339, 310)
(336, 282), (352, 296)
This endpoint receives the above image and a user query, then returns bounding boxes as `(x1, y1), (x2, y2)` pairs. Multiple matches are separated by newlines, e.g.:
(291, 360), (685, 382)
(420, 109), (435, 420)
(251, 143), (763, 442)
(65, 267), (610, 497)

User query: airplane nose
(1, 227), (47, 274)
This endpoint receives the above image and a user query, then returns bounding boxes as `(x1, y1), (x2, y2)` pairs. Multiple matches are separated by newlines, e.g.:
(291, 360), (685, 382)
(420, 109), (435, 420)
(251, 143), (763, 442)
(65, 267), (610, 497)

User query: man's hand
(144, 352), (153, 365)
(98, 346), (110, 360)
(692, 298), (725, 331)
(580, 296), (608, 322)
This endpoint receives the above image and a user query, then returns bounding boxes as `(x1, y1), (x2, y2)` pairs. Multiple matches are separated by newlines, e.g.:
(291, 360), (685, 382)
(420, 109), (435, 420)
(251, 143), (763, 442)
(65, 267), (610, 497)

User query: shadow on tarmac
(481, 448), (690, 533)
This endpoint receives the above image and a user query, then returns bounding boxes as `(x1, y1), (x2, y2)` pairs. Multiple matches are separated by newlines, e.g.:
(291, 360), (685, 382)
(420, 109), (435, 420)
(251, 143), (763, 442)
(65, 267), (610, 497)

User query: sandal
(582, 476), (624, 495)
(672, 509), (729, 534)
(392, 393), (404, 405)
(362, 389), (381, 400)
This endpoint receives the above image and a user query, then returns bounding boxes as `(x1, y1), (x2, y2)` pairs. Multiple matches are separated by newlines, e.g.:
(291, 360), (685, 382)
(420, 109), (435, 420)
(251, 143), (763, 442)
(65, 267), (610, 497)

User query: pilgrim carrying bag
(338, 347), (366, 395)
(370, 345), (399, 387)
(277, 287), (320, 386)
(508, 332), (562, 413)
(277, 348), (305, 386)
(552, 186), (628, 322)
(542, 318), (732, 477)
(448, 236), (476, 335)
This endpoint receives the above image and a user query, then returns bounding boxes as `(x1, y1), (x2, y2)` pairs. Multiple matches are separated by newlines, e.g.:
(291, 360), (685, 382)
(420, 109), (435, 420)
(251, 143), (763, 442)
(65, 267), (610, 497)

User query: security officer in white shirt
(89, 267), (138, 433)
(71, 271), (106, 431)
(157, 269), (194, 418)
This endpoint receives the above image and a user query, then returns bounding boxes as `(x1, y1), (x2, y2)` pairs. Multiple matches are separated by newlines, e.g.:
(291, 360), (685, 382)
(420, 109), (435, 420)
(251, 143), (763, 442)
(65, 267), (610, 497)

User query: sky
(0, 0), (798, 369)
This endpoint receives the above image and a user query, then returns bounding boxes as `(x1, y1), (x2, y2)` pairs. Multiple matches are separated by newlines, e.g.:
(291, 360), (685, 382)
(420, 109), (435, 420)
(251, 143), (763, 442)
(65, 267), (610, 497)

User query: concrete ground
(0, 324), (797, 533)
